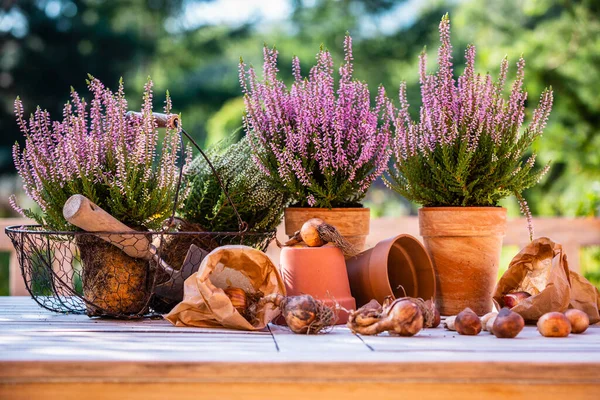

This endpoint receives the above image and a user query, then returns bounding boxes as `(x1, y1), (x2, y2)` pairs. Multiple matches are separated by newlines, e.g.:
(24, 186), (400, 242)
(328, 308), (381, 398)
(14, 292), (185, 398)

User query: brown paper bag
(569, 269), (600, 324)
(494, 237), (600, 323)
(164, 245), (286, 330)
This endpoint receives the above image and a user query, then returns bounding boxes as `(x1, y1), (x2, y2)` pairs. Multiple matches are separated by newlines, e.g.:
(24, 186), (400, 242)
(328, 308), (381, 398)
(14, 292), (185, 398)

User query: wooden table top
(1, 297), (599, 399)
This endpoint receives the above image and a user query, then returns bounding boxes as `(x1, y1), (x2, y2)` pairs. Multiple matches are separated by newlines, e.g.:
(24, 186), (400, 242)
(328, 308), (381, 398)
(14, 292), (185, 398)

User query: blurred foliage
(1, 0), (186, 172)
(1, 0), (599, 219)
(1, 0), (600, 292)
(452, 0), (600, 218)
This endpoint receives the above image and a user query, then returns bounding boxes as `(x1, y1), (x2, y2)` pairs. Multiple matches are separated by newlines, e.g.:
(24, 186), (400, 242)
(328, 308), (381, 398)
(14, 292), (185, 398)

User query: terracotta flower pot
(279, 245), (356, 324)
(419, 207), (507, 316)
(284, 207), (370, 251)
(346, 235), (435, 308)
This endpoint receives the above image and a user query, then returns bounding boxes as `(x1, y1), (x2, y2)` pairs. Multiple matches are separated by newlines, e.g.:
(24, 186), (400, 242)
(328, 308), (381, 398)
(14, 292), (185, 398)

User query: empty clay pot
(279, 245), (356, 324)
(346, 235), (435, 308)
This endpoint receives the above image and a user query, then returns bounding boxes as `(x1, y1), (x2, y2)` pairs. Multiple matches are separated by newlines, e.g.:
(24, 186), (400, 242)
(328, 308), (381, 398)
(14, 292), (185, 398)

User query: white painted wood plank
(0, 329), (278, 362)
(0, 319), (272, 334)
(2, 297), (600, 365)
(0, 324), (270, 335)
(359, 325), (600, 353)
(269, 324), (372, 353)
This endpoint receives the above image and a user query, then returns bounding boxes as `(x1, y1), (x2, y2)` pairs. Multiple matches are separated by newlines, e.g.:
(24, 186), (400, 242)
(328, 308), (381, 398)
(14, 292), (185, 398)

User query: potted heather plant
(11, 77), (187, 316)
(182, 135), (288, 234)
(386, 15), (553, 315)
(239, 35), (391, 250)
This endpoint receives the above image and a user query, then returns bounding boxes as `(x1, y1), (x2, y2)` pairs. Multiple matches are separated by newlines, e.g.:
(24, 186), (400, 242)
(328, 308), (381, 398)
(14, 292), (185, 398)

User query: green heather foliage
(386, 16), (553, 236)
(182, 136), (289, 232)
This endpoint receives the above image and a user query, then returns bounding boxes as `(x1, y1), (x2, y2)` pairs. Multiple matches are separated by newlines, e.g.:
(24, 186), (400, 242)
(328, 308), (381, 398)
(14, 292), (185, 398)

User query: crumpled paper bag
(165, 245), (286, 330)
(493, 237), (600, 323)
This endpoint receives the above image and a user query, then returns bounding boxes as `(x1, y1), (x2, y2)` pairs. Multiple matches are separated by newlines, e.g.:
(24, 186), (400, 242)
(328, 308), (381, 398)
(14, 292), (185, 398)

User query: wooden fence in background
(2, 217), (600, 295)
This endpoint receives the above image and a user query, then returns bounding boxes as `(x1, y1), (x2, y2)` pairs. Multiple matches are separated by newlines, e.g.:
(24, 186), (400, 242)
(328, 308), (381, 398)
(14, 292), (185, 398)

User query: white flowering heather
(386, 15), (553, 239)
(11, 76), (190, 231)
(183, 136), (288, 233)
(239, 35), (391, 208)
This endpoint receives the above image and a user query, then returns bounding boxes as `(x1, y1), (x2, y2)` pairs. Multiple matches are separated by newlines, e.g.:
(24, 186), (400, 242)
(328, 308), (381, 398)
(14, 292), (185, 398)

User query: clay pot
(419, 207), (507, 316)
(346, 235), (435, 308)
(77, 235), (151, 317)
(279, 245), (356, 324)
(284, 207), (370, 251)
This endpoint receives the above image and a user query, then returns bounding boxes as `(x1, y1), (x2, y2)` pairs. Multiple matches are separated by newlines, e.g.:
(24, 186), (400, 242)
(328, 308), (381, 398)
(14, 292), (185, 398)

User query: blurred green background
(1, 0), (599, 294)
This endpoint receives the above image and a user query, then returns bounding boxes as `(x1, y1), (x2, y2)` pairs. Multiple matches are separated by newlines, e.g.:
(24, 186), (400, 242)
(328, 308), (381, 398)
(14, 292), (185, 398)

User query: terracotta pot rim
(371, 234), (434, 296)
(285, 207), (369, 212)
(346, 234), (435, 307)
(281, 245), (341, 252)
(420, 206), (506, 212)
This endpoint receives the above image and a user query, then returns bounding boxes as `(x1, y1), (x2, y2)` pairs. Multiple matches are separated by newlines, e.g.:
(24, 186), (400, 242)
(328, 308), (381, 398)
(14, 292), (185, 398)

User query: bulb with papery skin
(502, 291), (531, 308)
(492, 308), (525, 338)
(455, 308), (482, 335)
(224, 287), (248, 314)
(431, 307), (441, 328)
(300, 218), (326, 247)
(486, 315), (497, 334)
(537, 312), (571, 337)
(481, 312), (498, 333)
(564, 309), (589, 334)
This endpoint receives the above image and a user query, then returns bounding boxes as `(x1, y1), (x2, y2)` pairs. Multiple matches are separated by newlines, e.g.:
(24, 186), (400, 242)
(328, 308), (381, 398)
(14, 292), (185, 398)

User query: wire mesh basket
(6, 226), (275, 318)
(5, 112), (279, 318)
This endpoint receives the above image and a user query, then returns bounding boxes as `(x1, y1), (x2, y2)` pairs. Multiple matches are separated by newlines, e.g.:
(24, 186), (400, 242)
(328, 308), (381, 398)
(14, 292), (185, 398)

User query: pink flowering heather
(11, 76), (190, 231)
(239, 35), (391, 208)
(386, 15), (553, 239)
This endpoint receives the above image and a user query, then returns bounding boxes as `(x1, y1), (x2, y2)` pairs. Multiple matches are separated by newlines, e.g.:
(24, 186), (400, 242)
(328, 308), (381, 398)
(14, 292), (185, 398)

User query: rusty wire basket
(5, 226), (275, 317)
(5, 112), (278, 318)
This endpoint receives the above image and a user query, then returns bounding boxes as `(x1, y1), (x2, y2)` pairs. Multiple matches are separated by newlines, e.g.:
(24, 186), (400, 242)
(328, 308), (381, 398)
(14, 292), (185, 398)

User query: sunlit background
(1, 0), (599, 293)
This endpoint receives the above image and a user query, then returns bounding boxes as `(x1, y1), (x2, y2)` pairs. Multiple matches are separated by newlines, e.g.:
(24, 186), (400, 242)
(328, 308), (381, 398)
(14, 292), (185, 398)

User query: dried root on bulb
(347, 298), (423, 336)
(260, 293), (337, 334)
(284, 218), (359, 257)
(409, 298), (440, 328)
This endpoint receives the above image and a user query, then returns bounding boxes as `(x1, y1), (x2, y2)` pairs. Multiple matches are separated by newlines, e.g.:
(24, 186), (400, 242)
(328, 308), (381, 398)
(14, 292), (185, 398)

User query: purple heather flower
(11, 77), (186, 229)
(388, 15), (553, 239)
(239, 34), (391, 207)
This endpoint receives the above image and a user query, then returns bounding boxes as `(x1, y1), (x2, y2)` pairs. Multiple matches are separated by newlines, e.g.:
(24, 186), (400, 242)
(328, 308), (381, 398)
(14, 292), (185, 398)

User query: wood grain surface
(1, 297), (599, 399)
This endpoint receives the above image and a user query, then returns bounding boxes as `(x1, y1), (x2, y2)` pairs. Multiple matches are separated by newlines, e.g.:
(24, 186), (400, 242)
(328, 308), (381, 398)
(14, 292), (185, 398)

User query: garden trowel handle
(125, 111), (180, 129)
(63, 194), (153, 260)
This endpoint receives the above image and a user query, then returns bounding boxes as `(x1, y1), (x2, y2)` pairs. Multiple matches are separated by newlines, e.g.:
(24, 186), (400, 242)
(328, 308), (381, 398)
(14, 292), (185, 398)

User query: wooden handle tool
(125, 111), (179, 129)
(63, 194), (154, 260)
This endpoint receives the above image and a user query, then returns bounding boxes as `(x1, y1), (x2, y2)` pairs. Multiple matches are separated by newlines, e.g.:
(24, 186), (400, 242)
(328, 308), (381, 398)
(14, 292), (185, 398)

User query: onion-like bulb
(224, 287), (247, 314)
(284, 218), (358, 257)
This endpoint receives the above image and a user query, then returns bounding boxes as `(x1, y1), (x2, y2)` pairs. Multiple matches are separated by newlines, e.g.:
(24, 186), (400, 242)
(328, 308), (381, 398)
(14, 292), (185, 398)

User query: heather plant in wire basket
(182, 135), (288, 234)
(386, 15), (553, 239)
(156, 135), (288, 277)
(10, 76), (189, 316)
(11, 76), (187, 231)
(239, 35), (391, 209)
